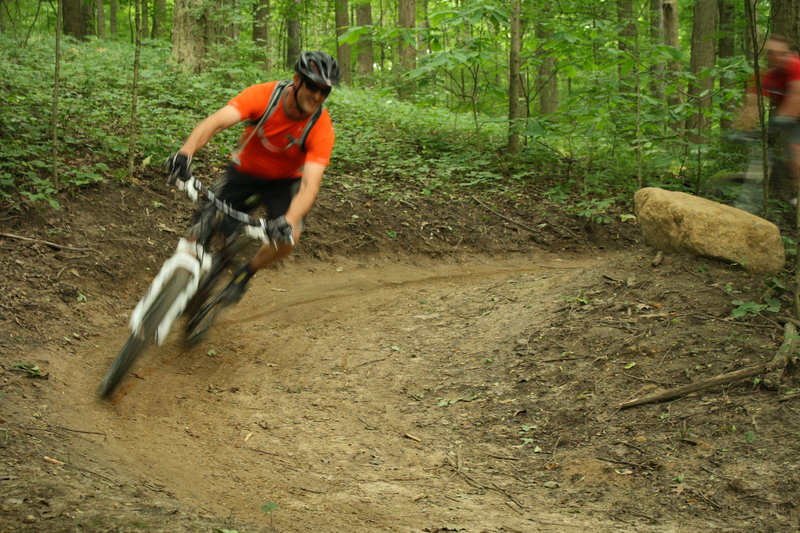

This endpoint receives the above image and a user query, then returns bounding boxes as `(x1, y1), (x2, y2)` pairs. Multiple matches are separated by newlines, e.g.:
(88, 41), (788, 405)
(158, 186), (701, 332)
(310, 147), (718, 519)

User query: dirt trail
(5, 216), (800, 533)
(18, 251), (652, 533)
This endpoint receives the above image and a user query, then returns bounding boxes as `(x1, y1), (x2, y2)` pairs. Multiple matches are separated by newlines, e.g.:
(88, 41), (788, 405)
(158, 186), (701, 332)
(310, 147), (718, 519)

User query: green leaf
(260, 502), (280, 515)
(338, 26), (370, 46)
(743, 431), (757, 443)
(731, 300), (766, 318)
(763, 295), (782, 313)
(11, 362), (45, 378)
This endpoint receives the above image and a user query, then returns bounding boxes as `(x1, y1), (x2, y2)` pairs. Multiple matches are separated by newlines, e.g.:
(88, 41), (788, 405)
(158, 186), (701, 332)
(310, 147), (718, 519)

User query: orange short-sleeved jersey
(227, 81), (334, 180)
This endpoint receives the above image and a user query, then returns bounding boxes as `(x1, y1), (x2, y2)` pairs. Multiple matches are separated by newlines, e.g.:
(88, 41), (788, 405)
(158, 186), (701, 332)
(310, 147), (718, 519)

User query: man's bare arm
(284, 162), (325, 231)
(778, 80), (800, 119)
(179, 105), (243, 156)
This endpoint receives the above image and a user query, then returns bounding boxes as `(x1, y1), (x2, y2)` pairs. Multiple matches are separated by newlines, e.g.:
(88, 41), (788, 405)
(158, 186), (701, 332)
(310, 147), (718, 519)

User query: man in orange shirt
(166, 51), (340, 303)
(735, 35), (800, 204)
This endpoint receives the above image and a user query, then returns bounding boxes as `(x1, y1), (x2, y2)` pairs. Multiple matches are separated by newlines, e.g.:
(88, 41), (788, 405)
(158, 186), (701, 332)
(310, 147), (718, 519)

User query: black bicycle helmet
(295, 51), (341, 88)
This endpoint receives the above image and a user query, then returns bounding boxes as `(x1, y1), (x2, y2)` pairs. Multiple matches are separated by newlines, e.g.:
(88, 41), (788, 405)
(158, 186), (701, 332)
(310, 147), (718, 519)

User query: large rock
(634, 187), (785, 274)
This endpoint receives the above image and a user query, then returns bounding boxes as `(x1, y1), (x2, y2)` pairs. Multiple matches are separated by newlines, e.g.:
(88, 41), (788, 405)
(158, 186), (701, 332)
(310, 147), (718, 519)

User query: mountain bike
(716, 131), (793, 216)
(97, 174), (272, 398)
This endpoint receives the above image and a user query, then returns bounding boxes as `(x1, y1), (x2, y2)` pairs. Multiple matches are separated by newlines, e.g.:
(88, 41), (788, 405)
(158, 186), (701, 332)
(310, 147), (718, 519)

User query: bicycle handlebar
(725, 130), (759, 143)
(174, 174), (271, 244)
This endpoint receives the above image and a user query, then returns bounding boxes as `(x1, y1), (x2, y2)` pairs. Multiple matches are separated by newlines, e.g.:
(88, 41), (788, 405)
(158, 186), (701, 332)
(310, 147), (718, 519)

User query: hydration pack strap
(232, 80), (290, 164)
(232, 80), (322, 163)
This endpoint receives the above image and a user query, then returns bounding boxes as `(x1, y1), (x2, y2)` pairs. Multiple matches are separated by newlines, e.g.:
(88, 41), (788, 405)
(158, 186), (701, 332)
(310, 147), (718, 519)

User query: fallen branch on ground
(617, 324), (800, 409)
(0, 232), (95, 252)
(617, 359), (787, 409)
(764, 323), (799, 388)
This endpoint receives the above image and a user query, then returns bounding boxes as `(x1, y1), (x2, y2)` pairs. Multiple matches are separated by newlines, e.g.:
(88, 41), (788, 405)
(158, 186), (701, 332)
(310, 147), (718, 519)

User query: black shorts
(213, 165), (301, 220)
(193, 165), (301, 238)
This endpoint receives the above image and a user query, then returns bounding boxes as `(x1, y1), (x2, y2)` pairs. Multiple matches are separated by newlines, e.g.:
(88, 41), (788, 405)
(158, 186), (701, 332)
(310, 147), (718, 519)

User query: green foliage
(0, 35), (272, 208)
(327, 87), (537, 201)
(731, 297), (781, 319)
(260, 502), (280, 515)
(0, 0), (763, 218)
(11, 362), (46, 378)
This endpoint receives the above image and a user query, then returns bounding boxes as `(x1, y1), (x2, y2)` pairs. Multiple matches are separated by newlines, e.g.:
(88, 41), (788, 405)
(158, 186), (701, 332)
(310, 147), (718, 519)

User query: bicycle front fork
(129, 238), (213, 344)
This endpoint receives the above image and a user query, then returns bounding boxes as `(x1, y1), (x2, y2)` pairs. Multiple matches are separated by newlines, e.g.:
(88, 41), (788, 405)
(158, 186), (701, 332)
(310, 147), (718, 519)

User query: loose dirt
(1, 178), (799, 533)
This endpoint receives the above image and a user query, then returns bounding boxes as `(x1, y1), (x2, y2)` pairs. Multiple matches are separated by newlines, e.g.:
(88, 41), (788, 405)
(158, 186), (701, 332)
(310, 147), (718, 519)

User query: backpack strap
(248, 80), (292, 127)
(294, 106), (323, 152)
(232, 80), (325, 161)
(231, 80), (291, 165)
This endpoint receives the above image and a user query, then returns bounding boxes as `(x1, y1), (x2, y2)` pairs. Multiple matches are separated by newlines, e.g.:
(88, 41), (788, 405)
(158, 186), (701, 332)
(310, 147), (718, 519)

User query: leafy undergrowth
(1, 35), (640, 234)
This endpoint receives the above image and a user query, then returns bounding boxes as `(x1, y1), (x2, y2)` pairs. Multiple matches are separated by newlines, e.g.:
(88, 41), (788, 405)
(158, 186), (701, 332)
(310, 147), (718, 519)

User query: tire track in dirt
(44, 252), (651, 532)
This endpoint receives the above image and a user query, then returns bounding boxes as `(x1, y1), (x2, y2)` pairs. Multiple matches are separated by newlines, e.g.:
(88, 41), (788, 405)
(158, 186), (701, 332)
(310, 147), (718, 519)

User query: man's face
(765, 39), (792, 70)
(293, 74), (330, 116)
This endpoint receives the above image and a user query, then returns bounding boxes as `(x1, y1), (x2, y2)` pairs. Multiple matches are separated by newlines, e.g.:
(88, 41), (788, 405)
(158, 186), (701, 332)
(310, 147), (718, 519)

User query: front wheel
(184, 293), (227, 347)
(98, 269), (193, 399)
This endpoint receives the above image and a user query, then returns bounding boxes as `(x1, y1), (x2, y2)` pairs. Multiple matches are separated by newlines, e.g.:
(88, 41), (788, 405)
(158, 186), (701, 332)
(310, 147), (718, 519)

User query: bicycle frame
(98, 174), (273, 398)
(129, 176), (270, 345)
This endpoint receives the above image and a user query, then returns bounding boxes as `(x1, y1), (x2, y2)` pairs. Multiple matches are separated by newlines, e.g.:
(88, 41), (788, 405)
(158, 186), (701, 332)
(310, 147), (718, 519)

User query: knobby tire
(98, 269), (193, 398)
(185, 298), (224, 347)
(184, 236), (249, 347)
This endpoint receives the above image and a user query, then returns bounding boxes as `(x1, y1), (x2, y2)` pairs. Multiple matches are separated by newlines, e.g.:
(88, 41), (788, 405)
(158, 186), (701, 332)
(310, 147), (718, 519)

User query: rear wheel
(98, 269), (193, 398)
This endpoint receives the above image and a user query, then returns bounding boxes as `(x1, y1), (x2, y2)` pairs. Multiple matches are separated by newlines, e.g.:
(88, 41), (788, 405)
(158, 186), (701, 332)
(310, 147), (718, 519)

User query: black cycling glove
(264, 216), (295, 246)
(166, 152), (192, 184)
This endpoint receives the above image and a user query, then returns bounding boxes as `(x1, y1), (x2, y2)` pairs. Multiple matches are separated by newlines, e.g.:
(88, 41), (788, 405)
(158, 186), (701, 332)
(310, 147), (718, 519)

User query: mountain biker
(166, 51), (340, 304)
(734, 35), (800, 203)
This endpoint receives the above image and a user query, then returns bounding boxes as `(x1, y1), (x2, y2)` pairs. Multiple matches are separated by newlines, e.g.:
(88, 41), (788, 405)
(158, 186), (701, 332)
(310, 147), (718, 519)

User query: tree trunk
(83, 0), (95, 35)
(649, 0), (664, 101)
(418, 0), (429, 54)
(96, 0), (104, 38)
(252, 0), (270, 69)
(718, 0), (734, 131)
(151, 0), (165, 39)
(356, 3), (373, 78)
(335, 0), (351, 84)
(110, 0), (117, 36)
(52, 0), (63, 189)
(62, 0), (84, 38)
(662, 0), (682, 130)
(398, 0), (415, 70)
(536, 7), (557, 115)
(286, 0), (301, 69)
(617, 0), (635, 91)
(140, 0), (148, 40)
(771, 0), (799, 46)
(128, 0), (142, 179)
(397, 0), (415, 97)
(686, 0), (717, 145)
(172, 0), (206, 73)
(507, 0), (521, 154)
(204, 0), (227, 51)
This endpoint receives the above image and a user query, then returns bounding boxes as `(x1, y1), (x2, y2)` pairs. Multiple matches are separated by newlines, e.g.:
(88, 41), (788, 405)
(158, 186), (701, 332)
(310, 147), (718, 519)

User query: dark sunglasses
(302, 77), (332, 96)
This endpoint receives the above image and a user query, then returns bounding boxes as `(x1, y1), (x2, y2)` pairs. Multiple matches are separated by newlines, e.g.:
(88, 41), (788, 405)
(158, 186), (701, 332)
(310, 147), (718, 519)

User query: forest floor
(1, 172), (800, 533)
